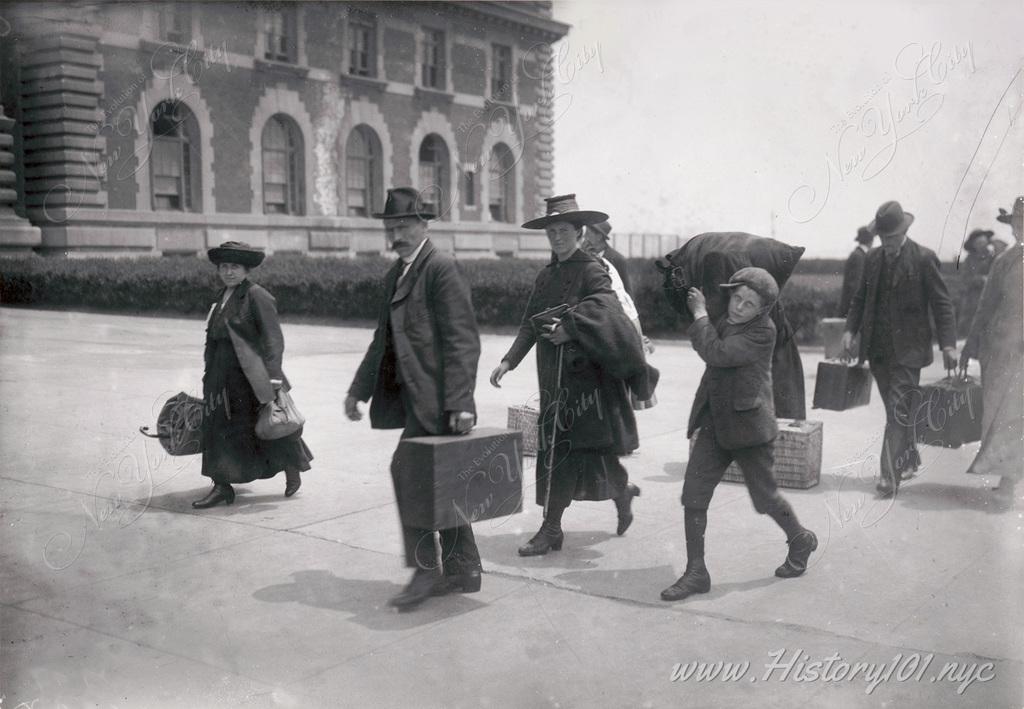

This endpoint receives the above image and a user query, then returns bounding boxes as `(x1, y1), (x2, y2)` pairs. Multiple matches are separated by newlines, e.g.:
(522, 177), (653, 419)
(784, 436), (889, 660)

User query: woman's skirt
(201, 338), (313, 484)
(535, 446), (628, 508)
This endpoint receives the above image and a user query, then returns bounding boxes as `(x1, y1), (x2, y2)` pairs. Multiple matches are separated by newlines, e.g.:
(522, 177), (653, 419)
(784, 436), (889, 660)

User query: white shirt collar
(401, 238), (428, 265)
(858, 243), (870, 253)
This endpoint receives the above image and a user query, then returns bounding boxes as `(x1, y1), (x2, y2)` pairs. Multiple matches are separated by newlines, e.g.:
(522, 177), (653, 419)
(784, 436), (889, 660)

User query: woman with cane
(490, 195), (652, 555)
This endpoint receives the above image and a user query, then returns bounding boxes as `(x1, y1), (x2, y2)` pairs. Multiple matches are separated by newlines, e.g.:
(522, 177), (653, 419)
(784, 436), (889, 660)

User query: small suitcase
(392, 427), (524, 530)
(813, 361), (873, 411)
(507, 405), (540, 456)
(688, 419), (823, 489)
(914, 375), (983, 448)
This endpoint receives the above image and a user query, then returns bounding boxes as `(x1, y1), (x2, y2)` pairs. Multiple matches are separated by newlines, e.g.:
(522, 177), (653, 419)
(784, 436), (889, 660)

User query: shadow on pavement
(141, 488), (285, 516)
(478, 530), (615, 570)
(253, 569), (486, 629)
(641, 460), (688, 483)
(894, 481), (1013, 514)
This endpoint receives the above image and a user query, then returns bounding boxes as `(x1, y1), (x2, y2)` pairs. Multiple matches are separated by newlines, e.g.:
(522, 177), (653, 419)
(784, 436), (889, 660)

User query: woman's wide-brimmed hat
(868, 200), (915, 237)
(207, 241), (266, 268)
(964, 229), (993, 248)
(996, 195), (1023, 224)
(522, 194), (608, 230)
(372, 187), (437, 220)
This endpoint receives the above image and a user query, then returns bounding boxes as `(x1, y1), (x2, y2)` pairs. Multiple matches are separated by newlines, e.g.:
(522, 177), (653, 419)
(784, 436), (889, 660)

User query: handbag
(139, 392), (204, 456)
(529, 303), (572, 337)
(255, 388), (305, 440)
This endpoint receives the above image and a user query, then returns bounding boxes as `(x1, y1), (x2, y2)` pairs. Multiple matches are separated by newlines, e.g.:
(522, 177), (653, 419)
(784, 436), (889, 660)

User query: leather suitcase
(392, 427), (524, 530)
(914, 375), (983, 448)
(688, 419), (823, 489)
(813, 361), (873, 411)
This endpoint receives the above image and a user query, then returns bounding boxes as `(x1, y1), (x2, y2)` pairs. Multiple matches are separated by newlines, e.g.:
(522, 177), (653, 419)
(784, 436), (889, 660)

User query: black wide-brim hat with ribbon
(207, 241), (266, 268)
(372, 187), (437, 220)
(868, 200), (915, 237)
(522, 194), (608, 230)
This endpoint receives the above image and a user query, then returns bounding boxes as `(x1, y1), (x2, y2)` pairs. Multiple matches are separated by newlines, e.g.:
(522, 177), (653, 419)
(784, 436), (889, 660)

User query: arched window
(150, 100), (201, 211)
(262, 114), (305, 215)
(345, 125), (382, 217)
(417, 134), (450, 220)
(488, 142), (515, 223)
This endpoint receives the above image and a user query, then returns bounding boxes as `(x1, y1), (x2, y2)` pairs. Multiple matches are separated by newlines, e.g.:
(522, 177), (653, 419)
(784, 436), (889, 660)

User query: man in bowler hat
(583, 220), (634, 298)
(838, 226), (875, 318)
(345, 187), (483, 610)
(661, 267), (817, 602)
(842, 201), (958, 497)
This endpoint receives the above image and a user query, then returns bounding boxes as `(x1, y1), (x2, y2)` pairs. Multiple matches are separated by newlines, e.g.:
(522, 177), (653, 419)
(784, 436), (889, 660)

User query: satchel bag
(255, 388), (305, 440)
(914, 373), (983, 448)
(139, 391), (204, 456)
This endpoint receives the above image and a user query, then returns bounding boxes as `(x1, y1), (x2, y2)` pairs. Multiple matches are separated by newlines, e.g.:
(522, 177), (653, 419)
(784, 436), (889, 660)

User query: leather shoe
(518, 525), (564, 556)
(192, 484), (235, 509)
(284, 471), (301, 497)
(615, 483), (641, 536)
(440, 553), (482, 594)
(388, 568), (444, 610)
(660, 565), (711, 601)
(775, 530), (818, 578)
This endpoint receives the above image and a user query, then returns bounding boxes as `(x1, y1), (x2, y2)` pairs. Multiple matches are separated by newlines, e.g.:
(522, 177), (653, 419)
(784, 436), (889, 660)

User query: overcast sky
(547, 0), (1023, 258)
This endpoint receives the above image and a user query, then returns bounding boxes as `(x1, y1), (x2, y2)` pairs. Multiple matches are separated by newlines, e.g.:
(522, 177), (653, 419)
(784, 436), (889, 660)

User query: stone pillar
(0, 103), (41, 252)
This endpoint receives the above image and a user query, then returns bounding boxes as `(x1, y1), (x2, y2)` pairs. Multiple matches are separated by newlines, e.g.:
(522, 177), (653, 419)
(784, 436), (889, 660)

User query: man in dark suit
(583, 220), (634, 297)
(661, 267), (817, 602)
(345, 187), (482, 610)
(843, 201), (958, 497)
(838, 226), (874, 317)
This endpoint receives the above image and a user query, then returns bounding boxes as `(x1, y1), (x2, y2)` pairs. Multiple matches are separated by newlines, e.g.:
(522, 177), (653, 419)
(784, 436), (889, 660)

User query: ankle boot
(192, 483), (235, 509)
(439, 553), (482, 594)
(284, 470), (301, 497)
(660, 562), (711, 601)
(518, 522), (564, 556)
(614, 483), (641, 536)
(775, 530), (818, 578)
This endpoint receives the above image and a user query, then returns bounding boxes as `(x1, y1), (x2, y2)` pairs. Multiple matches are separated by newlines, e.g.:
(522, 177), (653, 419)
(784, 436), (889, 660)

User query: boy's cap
(720, 266), (779, 306)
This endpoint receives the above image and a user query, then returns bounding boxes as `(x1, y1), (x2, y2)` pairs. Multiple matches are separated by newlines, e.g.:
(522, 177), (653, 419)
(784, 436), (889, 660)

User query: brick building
(0, 1), (568, 257)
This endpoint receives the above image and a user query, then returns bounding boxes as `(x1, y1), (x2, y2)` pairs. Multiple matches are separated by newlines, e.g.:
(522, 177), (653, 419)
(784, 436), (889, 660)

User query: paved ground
(1, 306), (1021, 708)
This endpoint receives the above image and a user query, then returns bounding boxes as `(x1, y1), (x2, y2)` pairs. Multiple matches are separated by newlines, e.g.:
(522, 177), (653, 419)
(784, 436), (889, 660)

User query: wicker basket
(688, 418), (823, 489)
(507, 405), (540, 457)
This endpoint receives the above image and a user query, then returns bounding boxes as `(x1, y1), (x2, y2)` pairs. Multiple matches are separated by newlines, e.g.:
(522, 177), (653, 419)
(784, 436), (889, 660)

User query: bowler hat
(720, 266), (779, 307)
(207, 241), (265, 268)
(522, 194), (608, 230)
(996, 195), (1023, 224)
(868, 200), (914, 237)
(589, 220), (613, 238)
(855, 226), (874, 244)
(372, 187), (437, 220)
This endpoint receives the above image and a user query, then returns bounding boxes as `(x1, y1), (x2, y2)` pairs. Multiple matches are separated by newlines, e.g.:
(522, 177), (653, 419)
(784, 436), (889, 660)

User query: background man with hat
(838, 226), (875, 318)
(662, 266), (817, 602)
(345, 187), (483, 611)
(583, 220), (634, 298)
(842, 200), (958, 497)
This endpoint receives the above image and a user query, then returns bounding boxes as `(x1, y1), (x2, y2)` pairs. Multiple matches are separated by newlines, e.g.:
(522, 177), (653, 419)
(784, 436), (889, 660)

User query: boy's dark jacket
(687, 311), (778, 450)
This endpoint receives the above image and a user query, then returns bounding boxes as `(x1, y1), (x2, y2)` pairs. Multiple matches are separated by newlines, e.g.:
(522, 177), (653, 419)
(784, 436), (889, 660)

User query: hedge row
(0, 255), (973, 343)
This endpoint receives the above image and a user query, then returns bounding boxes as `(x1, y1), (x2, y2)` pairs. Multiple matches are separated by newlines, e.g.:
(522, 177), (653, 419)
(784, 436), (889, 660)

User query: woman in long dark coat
(490, 195), (651, 555)
(193, 241), (313, 508)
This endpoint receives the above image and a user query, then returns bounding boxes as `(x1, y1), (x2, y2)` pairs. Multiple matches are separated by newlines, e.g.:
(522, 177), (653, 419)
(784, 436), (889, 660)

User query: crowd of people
(188, 185), (1023, 612)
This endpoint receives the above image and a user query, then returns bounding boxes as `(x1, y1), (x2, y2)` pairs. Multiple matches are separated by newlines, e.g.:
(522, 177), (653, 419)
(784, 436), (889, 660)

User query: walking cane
(542, 342), (565, 519)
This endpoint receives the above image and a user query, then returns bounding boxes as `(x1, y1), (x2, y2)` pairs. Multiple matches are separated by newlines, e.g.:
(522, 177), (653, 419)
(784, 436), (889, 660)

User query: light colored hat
(720, 266), (779, 306)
